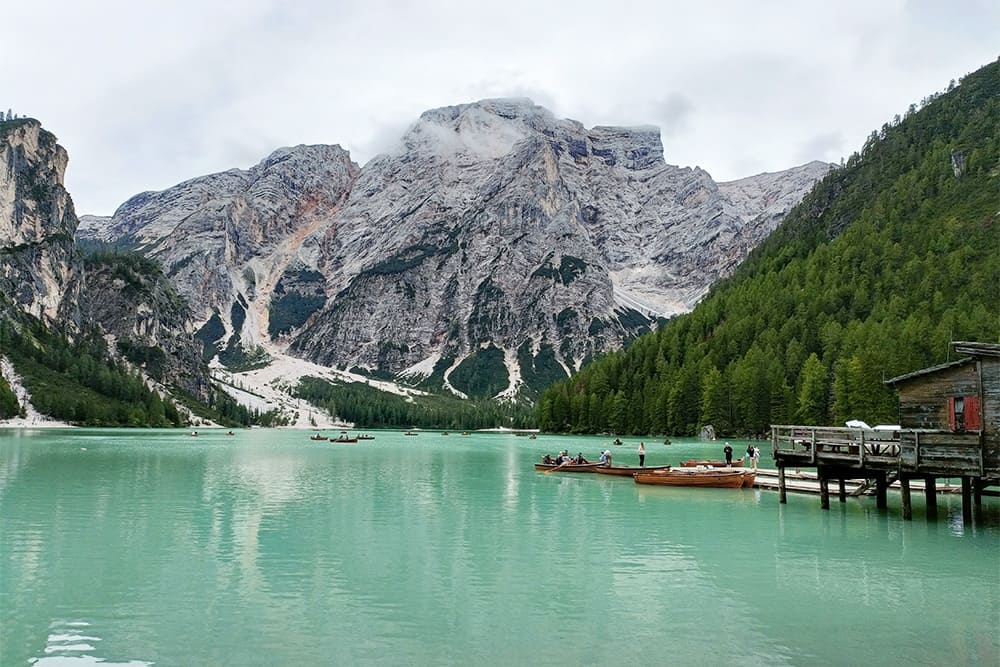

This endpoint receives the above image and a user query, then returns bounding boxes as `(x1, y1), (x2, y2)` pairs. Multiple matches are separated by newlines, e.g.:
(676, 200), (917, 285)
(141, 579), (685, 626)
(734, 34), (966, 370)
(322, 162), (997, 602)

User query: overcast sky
(3, 1), (997, 215)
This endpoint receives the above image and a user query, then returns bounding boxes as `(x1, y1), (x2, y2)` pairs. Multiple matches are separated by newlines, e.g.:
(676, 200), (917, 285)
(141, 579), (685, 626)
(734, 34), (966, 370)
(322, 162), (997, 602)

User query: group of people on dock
(723, 442), (761, 469)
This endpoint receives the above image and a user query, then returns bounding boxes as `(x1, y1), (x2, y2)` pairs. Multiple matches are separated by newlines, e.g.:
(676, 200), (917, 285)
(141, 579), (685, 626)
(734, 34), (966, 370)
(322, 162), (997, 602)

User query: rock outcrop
(0, 118), (81, 324)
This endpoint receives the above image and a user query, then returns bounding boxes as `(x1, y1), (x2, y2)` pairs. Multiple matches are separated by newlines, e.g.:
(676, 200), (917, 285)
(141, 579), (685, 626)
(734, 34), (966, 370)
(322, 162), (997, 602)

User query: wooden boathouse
(771, 341), (1000, 521)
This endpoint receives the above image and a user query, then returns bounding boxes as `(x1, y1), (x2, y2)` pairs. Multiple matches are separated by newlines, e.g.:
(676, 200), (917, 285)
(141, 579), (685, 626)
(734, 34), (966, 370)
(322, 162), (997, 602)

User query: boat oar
(544, 461), (570, 474)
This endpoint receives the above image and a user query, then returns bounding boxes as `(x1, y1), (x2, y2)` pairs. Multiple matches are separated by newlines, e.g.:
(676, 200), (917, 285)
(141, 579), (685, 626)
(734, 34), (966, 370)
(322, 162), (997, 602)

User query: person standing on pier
(638, 441), (646, 467)
(752, 445), (760, 471)
(723, 442), (733, 466)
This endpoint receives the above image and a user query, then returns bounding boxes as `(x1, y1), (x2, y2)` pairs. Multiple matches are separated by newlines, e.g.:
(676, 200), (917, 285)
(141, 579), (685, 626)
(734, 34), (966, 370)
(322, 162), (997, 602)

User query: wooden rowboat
(533, 462), (604, 473)
(742, 472), (756, 487)
(594, 464), (672, 477)
(309, 435), (328, 441)
(331, 437), (358, 443)
(680, 458), (744, 468)
(634, 469), (747, 488)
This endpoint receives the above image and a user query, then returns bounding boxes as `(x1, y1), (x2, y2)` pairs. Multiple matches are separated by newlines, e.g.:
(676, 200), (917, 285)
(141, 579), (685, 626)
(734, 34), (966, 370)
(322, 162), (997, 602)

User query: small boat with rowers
(534, 462), (604, 473)
(593, 464), (673, 477)
(634, 468), (750, 488)
(309, 434), (329, 441)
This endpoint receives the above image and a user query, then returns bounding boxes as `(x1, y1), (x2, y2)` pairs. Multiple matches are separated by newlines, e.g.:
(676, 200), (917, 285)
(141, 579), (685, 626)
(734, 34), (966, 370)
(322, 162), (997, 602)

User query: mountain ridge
(78, 98), (830, 400)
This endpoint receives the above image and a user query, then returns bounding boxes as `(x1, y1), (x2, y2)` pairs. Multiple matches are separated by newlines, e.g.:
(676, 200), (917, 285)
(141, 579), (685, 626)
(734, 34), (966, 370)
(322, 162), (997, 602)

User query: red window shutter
(948, 397), (957, 431)
(965, 396), (982, 431)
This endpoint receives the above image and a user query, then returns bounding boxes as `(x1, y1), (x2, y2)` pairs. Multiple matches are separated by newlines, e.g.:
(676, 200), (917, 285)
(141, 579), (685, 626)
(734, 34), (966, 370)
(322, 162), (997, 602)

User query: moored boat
(634, 468), (747, 488)
(742, 471), (756, 487)
(594, 464), (672, 477)
(533, 462), (604, 473)
(680, 458), (744, 468)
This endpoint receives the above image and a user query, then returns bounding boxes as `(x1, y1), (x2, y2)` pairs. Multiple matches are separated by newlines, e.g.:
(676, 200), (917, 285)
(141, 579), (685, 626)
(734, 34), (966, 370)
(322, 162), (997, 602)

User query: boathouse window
(948, 396), (981, 432)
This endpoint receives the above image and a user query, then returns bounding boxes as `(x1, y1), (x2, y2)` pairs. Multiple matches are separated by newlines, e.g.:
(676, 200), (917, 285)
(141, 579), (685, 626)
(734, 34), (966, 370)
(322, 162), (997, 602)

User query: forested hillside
(537, 59), (999, 436)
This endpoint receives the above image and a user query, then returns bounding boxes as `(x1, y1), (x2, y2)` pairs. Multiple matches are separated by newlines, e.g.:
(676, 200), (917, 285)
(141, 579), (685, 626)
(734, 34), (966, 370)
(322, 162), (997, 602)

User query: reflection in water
(30, 619), (152, 666)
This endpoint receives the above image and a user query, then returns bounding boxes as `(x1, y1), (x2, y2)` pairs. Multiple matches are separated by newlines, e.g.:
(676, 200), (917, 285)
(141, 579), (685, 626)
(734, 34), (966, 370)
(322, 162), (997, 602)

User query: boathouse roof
(885, 341), (1000, 385)
(885, 358), (974, 385)
(952, 341), (1000, 357)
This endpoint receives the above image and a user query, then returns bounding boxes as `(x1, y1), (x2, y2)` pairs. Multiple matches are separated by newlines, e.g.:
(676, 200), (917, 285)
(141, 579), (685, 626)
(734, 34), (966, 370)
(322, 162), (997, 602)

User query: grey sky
(3, 0), (997, 215)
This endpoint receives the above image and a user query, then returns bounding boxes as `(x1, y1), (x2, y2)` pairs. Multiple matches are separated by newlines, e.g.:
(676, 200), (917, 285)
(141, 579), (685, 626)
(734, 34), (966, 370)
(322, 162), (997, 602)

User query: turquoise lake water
(1, 428), (997, 666)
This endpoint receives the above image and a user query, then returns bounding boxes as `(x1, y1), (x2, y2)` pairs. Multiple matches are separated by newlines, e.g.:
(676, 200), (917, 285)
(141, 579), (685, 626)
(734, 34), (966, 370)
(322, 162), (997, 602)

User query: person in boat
(613, 438), (622, 446)
(599, 449), (613, 465)
(723, 442), (733, 466)
(574, 452), (589, 464)
(227, 431), (234, 436)
(542, 454), (555, 465)
(558, 450), (572, 464)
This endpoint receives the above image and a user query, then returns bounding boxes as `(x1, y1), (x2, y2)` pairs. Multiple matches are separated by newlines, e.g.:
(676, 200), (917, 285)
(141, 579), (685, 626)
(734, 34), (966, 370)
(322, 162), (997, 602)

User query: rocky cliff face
(0, 119), (81, 323)
(1, 119), (210, 400)
(79, 99), (830, 399)
(79, 253), (211, 399)
(79, 145), (359, 355)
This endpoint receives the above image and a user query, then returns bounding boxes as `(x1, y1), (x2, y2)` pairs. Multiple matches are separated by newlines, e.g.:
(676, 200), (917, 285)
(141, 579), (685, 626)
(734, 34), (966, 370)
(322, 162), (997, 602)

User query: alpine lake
(1, 428), (997, 666)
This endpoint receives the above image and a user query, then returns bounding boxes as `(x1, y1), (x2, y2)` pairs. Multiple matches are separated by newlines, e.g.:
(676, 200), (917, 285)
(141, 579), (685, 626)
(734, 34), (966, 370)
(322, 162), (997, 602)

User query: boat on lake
(593, 464), (672, 477)
(634, 468), (748, 488)
(309, 435), (328, 441)
(357, 435), (375, 440)
(533, 462), (604, 473)
(680, 457), (744, 468)
(332, 436), (358, 443)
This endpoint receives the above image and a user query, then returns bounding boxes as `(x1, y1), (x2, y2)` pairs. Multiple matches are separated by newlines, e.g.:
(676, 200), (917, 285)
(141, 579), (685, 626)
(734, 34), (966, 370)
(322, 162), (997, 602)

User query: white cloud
(2, 0), (997, 213)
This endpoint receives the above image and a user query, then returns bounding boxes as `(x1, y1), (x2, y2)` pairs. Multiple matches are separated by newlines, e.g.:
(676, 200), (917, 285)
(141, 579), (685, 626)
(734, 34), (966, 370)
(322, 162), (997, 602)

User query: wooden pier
(750, 467), (965, 497)
(771, 342), (1000, 521)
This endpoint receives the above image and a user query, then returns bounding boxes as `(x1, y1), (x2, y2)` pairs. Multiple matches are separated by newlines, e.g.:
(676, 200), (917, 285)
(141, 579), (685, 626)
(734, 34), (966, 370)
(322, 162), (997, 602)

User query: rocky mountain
(1, 119), (210, 401)
(78, 99), (831, 399)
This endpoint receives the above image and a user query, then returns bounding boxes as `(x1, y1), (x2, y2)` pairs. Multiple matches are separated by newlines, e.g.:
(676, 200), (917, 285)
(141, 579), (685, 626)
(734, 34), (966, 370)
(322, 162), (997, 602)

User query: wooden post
(778, 465), (787, 504)
(876, 473), (888, 509)
(962, 477), (973, 524)
(900, 476), (912, 521)
(820, 473), (830, 510)
(925, 477), (937, 520)
(973, 478), (983, 522)
(838, 478), (847, 503)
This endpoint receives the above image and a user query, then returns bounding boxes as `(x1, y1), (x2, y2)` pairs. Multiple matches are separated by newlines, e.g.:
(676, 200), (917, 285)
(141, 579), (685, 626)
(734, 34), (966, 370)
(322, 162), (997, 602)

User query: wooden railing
(771, 425), (901, 466)
(772, 425), (984, 474)
(897, 430), (983, 475)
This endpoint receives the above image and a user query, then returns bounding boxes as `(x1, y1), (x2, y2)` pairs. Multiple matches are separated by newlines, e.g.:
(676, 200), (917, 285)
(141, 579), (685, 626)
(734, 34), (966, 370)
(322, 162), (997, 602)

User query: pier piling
(900, 476), (912, 521)
(925, 477), (937, 520)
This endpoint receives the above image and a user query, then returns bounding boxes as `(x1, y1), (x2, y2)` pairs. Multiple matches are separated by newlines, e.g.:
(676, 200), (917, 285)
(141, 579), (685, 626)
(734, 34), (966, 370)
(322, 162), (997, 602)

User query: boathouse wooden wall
(892, 355), (1000, 475)
(979, 356), (1000, 473)
(894, 361), (978, 430)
